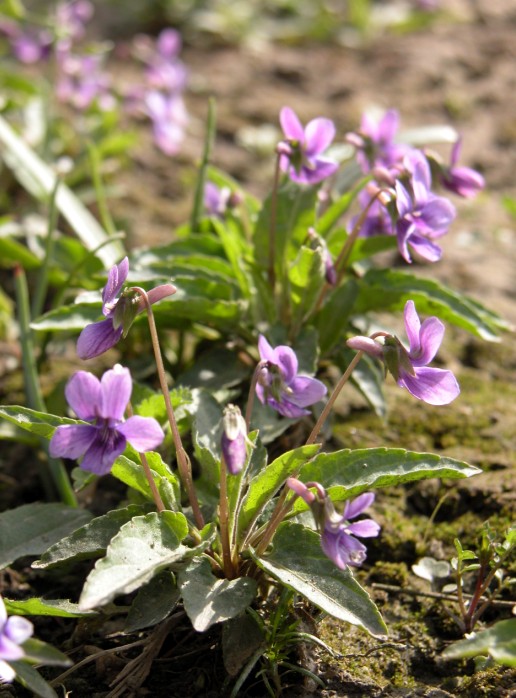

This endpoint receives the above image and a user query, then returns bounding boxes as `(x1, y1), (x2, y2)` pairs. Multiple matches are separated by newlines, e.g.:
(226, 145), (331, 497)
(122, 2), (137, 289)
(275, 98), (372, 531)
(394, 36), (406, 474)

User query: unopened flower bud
(221, 405), (248, 475)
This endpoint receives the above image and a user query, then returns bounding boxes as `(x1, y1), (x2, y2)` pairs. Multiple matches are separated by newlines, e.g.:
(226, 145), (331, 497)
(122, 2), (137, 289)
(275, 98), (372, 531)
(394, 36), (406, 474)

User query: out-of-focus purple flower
(56, 0), (94, 41)
(349, 186), (395, 239)
(77, 257), (176, 360)
(133, 29), (187, 93)
(221, 404), (248, 475)
(49, 365), (164, 475)
(0, 595), (34, 683)
(204, 182), (231, 218)
(347, 300), (460, 406)
(349, 109), (410, 174)
(395, 151), (455, 263)
(145, 91), (188, 156)
(279, 107), (338, 186)
(440, 139), (485, 199)
(287, 479), (380, 569)
(256, 336), (327, 418)
(56, 50), (115, 111)
(12, 29), (53, 63)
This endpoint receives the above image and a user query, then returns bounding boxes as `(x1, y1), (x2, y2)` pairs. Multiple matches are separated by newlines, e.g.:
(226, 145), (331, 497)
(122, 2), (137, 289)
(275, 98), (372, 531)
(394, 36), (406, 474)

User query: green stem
(244, 360), (268, 432)
(190, 97), (216, 231)
(219, 458), (235, 578)
(14, 265), (77, 507)
(87, 141), (117, 237)
(32, 178), (60, 319)
(130, 286), (205, 529)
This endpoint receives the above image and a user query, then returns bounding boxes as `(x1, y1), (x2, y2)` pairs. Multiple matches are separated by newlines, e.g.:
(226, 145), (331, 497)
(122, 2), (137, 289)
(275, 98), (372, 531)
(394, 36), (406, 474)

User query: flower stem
(14, 265), (77, 507)
(131, 286), (205, 529)
(244, 360), (268, 432)
(306, 350), (364, 445)
(219, 458), (235, 578)
(190, 97), (216, 231)
(127, 403), (165, 513)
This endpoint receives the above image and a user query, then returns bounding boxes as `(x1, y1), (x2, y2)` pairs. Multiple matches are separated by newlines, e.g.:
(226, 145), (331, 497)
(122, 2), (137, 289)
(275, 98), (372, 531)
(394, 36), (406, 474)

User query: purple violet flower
(49, 365), (164, 475)
(350, 109), (410, 174)
(56, 0), (94, 41)
(204, 182), (231, 218)
(256, 336), (327, 418)
(0, 595), (34, 683)
(56, 50), (115, 111)
(279, 107), (338, 185)
(221, 404), (249, 475)
(77, 257), (177, 360)
(287, 479), (380, 569)
(440, 138), (485, 199)
(347, 300), (460, 405)
(395, 151), (456, 263)
(145, 91), (188, 156)
(11, 29), (53, 63)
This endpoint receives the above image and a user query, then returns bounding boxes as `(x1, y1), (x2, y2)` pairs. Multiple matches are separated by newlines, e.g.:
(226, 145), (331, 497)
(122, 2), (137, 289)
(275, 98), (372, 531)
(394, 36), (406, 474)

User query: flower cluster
(50, 364), (164, 475)
(0, 596), (33, 683)
(287, 479), (380, 569)
(345, 109), (483, 264)
(347, 300), (460, 405)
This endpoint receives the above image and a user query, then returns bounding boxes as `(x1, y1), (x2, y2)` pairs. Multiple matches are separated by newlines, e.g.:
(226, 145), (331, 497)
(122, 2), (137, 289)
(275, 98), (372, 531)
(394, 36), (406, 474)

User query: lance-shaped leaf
(33, 505), (149, 569)
(251, 522), (386, 637)
(237, 445), (320, 543)
(125, 571), (180, 633)
(178, 558), (257, 632)
(0, 503), (92, 569)
(356, 269), (511, 340)
(288, 245), (326, 330)
(293, 448), (480, 512)
(442, 619), (516, 667)
(9, 662), (61, 698)
(79, 512), (189, 610)
(0, 405), (79, 439)
(4, 598), (94, 618)
(21, 638), (72, 667)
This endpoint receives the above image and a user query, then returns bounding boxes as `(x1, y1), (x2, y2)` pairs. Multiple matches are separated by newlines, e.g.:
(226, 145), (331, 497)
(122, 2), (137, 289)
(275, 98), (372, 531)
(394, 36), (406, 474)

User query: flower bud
(221, 405), (248, 475)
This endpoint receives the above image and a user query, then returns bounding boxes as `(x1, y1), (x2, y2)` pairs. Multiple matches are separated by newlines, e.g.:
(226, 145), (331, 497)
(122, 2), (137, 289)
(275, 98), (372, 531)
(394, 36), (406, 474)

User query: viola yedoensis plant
(0, 98), (509, 694)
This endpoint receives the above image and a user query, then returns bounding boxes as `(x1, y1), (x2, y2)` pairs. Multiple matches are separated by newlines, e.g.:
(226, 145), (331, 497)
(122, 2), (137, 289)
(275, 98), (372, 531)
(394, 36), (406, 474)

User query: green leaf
(30, 303), (103, 332)
(9, 661), (60, 698)
(0, 405), (79, 439)
(111, 453), (179, 507)
(251, 522), (387, 637)
(288, 245), (326, 330)
(238, 445), (320, 542)
(0, 235), (41, 269)
(4, 598), (94, 618)
(0, 503), (93, 569)
(177, 347), (249, 397)
(21, 638), (72, 666)
(315, 279), (359, 355)
(294, 448), (481, 510)
(253, 181), (317, 275)
(336, 348), (386, 418)
(0, 114), (124, 268)
(79, 512), (189, 610)
(317, 187), (362, 237)
(178, 558), (257, 632)
(442, 619), (516, 667)
(33, 505), (149, 569)
(356, 269), (510, 340)
(307, 447), (480, 498)
(125, 571), (180, 632)
(212, 218), (253, 298)
(191, 390), (223, 501)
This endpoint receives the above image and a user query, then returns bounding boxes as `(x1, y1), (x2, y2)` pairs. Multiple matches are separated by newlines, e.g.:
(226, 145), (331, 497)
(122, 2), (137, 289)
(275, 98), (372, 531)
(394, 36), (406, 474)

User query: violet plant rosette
(278, 107), (339, 185)
(256, 335), (327, 418)
(49, 365), (164, 475)
(0, 596), (34, 683)
(287, 479), (380, 569)
(347, 300), (460, 406)
(76, 257), (177, 360)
